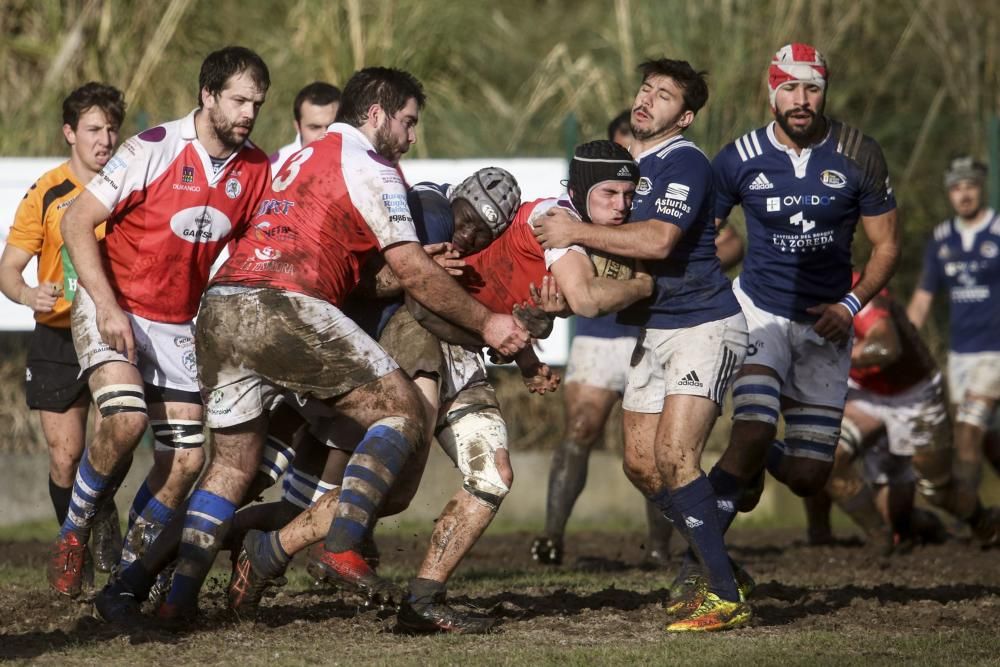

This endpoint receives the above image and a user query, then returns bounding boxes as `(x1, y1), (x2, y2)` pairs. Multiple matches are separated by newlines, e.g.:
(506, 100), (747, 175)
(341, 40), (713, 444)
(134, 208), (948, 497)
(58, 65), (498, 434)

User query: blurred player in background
(908, 157), (1000, 529)
(269, 81), (341, 175)
(0, 82), (127, 574)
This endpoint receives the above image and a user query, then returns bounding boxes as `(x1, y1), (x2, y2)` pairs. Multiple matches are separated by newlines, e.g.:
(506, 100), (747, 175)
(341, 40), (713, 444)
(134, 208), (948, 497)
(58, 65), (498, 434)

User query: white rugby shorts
(623, 312), (747, 412)
(733, 277), (852, 410)
(71, 285), (199, 395)
(847, 373), (948, 457)
(947, 351), (1000, 403)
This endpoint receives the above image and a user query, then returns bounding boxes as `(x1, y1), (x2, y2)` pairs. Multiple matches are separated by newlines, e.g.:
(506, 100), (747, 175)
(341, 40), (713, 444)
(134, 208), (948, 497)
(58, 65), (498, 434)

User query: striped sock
(324, 422), (412, 553)
(670, 475), (739, 602)
(128, 480), (155, 531)
(258, 435), (296, 485)
(61, 452), (112, 540)
(281, 464), (337, 510)
(166, 490), (236, 609)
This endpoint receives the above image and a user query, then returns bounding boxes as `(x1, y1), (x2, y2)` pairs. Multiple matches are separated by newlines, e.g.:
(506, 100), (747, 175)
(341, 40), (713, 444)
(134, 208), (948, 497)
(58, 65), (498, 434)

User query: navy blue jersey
(343, 182), (455, 338)
(619, 135), (741, 329)
(714, 120), (896, 322)
(919, 209), (1000, 353)
(575, 313), (640, 339)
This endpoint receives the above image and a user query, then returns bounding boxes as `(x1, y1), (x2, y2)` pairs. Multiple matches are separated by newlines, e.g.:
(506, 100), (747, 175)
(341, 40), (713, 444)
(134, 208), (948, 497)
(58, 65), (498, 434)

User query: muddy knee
(783, 460), (833, 497)
(438, 407), (510, 512)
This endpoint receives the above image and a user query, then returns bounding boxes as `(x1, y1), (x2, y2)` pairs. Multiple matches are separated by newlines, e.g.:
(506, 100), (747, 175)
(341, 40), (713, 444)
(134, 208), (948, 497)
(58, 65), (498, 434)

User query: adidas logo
(677, 370), (702, 387)
(685, 516), (704, 529)
(717, 499), (735, 513)
(616, 165), (632, 177)
(748, 172), (774, 190)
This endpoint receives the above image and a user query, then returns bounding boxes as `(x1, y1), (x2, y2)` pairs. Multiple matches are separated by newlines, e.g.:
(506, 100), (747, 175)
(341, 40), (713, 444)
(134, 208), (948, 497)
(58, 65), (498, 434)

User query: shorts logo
(717, 499), (735, 513)
(25, 367), (32, 382)
(173, 335), (193, 348)
(820, 169), (847, 189)
(480, 203), (498, 223)
(684, 515), (704, 529)
(746, 341), (762, 356)
(636, 177), (653, 195)
(981, 241), (998, 259)
(678, 370), (702, 387)
(169, 206), (232, 243)
(225, 177), (242, 199)
(766, 197), (781, 212)
(255, 247), (281, 261)
(182, 166), (195, 183)
(748, 172), (774, 190)
(182, 350), (197, 374)
(665, 183), (690, 201)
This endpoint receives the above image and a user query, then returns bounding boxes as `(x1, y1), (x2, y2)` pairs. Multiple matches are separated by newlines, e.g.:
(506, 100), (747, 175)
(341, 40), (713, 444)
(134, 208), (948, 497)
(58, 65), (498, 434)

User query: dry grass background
(1, 0), (996, 451)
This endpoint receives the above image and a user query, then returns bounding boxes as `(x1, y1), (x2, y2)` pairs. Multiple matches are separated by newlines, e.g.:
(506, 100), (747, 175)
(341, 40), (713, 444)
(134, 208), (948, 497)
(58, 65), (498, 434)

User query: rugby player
(269, 81), (341, 176)
(534, 59), (752, 631)
(49, 46), (272, 599)
(807, 277), (999, 546)
(680, 42), (899, 588)
(106, 66), (530, 621)
(0, 82), (126, 573)
(908, 157), (1000, 528)
(228, 143), (654, 633)
(531, 118), (673, 569)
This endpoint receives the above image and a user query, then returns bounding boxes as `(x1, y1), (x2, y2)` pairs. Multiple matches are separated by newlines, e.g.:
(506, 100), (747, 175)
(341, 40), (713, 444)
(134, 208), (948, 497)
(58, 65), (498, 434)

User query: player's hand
(482, 313), (529, 357)
(97, 302), (136, 363)
(513, 301), (554, 339)
(424, 242), (465, 276)
(521, 361), (561, 394)
(632, 264), (654, 297)
(532, 207), (585, 249)
(21, 282), (60, 313)
(528, 276), (571, 316)
(806, 302), (853, 345)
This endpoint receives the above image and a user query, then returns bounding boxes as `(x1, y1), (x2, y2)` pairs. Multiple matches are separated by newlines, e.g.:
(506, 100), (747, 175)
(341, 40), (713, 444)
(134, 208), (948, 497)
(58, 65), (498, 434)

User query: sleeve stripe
(749, 130), (762, 155)
(734, 138), (748, 162)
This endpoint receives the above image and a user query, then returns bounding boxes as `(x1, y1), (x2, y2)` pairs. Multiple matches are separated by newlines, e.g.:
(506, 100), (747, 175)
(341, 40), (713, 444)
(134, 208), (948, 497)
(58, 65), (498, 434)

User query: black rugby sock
(49, 477), (72, 526)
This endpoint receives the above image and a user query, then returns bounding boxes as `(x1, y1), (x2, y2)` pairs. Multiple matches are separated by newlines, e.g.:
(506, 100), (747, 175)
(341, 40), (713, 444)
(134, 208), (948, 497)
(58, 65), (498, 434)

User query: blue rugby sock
(707, 465), (744, 534)
(128, 480), (155, 531)
(61, 452), (112, 540)
(325, 423), (412, 554)
(670, 474), (739, 602)
(166, 490), (236, 609)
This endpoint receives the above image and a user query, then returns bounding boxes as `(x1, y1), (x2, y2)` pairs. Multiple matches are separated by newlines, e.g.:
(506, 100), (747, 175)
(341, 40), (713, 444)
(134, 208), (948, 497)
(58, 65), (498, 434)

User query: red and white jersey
(212, 123), (419, 306)
(462, 197), (585, 314)
(87, 110), (269, 323)
(268, 136), (301, 177)
(850, 292), (936, 395)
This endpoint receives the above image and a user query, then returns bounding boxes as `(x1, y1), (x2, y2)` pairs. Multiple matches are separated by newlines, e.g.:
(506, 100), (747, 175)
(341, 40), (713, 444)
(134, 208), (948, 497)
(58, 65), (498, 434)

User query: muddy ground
(1, 528), (998, 664)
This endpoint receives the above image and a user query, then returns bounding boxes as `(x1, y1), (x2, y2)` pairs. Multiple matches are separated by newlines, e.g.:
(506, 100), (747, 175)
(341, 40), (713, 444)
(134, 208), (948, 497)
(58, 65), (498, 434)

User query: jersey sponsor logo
(182, 166), (195, 183)
(172, 183), (202, 192)
(225, 177), (242, 199)
(678, 370), (702, 387)
(636, 177), (652, 195)
(781, 194), (836, 207)
(379, 167), (404, 186)
(169, 206), (232, 243)
(256, 199), (295, 216)
(748, 172), (774, 190)
(789, 211), (816, 233)
(655, 198), (691, 218)
(382, 192), (409, 216)
(766, 197), (781, 212)
(173, 335), (193, 348)
(252, 220), (296, 242)
(820, 169), (847, 189)
(981, 241), (998, 259)
(254, 247), (281, 261)
(104, 155), (128, 175)
(665, 183), (690, 201)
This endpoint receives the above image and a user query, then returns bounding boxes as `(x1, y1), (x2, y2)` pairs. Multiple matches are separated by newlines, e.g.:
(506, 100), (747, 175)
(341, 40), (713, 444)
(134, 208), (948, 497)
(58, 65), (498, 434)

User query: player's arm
(61, 189), (135, 360)
(0, 245), (58, 313)
(533, 208), (681, 259)
(906, 288), (934, 329)
(358, 243), (464, 299)
(383, 241), (527, 356)
(715, 219), (744, 270)
(549, 250), (653, 318)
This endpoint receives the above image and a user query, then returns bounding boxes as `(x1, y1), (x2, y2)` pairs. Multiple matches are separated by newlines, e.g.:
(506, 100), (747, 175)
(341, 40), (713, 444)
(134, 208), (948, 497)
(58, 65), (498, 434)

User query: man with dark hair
(97, 65), (528, 621)
(691, 42), (898, 615)
(531, 114), (673, 570)
(270, 81), (342, 175)
(1, 82), (126, 574)
(49, 46), (271, 600)
(908, 156), (1000, 534)
(534, 59), (751, 631)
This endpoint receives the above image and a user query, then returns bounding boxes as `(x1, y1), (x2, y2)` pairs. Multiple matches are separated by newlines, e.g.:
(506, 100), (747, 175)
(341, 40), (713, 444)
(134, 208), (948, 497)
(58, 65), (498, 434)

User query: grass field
(2, 518), (998, 666)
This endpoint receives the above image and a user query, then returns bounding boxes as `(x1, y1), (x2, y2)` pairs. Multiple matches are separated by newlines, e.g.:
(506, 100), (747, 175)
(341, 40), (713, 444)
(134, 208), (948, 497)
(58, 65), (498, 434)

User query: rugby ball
(589, 250), (635, 280)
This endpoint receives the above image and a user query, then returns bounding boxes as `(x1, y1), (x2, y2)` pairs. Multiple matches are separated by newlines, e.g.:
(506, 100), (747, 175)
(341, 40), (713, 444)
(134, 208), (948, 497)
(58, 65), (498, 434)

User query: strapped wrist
(838, 291), (862, 317)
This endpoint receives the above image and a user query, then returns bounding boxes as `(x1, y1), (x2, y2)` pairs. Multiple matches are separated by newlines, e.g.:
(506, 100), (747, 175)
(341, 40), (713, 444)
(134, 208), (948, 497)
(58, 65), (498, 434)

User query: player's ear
(678, 109), (695, 129)
(62, 123), (76, 146)
(366, 103), (384, 128)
